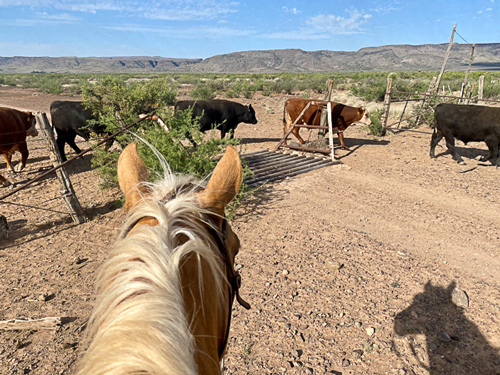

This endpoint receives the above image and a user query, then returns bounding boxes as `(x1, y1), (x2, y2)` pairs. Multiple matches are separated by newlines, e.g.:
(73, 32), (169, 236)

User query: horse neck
(180, 251), (230, 375)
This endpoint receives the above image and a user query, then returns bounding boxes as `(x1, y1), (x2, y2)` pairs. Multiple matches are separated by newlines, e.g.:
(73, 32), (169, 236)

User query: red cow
(0, 107), (38, 187)
(283, 98), (371, 149)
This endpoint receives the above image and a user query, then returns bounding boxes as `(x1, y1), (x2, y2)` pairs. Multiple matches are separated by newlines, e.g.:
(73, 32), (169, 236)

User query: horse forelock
(77, 174), (228, 375)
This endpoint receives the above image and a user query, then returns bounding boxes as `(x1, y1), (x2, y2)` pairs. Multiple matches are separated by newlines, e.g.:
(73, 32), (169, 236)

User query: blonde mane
(77, 173), (227, 375)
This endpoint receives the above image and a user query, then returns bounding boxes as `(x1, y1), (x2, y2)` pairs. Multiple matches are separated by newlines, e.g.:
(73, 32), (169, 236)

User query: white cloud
(35, 12), (81, 22)
(103, 24), (255, 39)
(282, 6), (300, 15)
(0, 1), (240, 20)
(269, 9), (372, 40)
(486, 7), (493, 11)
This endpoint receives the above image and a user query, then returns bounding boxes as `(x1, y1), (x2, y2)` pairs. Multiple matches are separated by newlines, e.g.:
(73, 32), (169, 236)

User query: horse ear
(118, 142), (150, 212)
(198, 145), (242, 225)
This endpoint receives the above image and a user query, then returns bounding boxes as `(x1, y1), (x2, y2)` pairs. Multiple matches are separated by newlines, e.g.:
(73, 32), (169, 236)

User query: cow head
(355, 107), (371, 127)
(245, 104), (258, 125)
(24, 111), (39, 137)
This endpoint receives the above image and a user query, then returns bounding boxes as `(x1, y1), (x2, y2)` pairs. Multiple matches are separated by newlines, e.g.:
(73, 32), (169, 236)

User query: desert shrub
(267, 77), (295, 94)
(36, 75), (64, 94)
(81, 76), (246, 192)
(230, 80), (254, 99)
(349, 75), (387, 102)
(482, 79), (500, 100)
(190, 82), (217, 100)
(366, 109), (385, 136)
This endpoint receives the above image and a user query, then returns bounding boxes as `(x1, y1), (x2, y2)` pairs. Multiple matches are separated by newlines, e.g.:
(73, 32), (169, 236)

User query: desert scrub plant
(366, 109), (386, 136)
(190, 82), (217, 100)
(82, 77), (247, 195)
(349, 75), (387, 102)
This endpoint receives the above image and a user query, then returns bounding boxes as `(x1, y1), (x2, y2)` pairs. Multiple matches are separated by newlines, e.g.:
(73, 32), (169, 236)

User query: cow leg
(484, 135), (499, 165)
(3, 152), (13, 172)
(66, 135), (82, 155)
(429, 128), (444, 159)
(185, 132), (198, 149)
(0, 174), (11, 187)
(14, 142), (29, 172)
(291, 128), (305, 144)
(338, 131), (350, 150)
(104, 136), (114, 151)
(443, 133), (465, 164)
(56, 136), (68, 163)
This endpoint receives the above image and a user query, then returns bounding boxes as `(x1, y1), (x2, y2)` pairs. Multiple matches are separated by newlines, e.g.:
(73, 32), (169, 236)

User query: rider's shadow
(394, 281), (500, 375)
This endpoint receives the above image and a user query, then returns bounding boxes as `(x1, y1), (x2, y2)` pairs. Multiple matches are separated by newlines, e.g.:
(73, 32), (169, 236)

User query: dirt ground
(0, 86), (499, 375)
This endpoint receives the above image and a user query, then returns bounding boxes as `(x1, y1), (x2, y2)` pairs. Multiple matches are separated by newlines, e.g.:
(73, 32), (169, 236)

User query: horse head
(77, 143), (249, 375)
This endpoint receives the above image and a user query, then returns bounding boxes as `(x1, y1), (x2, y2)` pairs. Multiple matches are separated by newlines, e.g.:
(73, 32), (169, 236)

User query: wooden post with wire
(413, 76), (437, 127)
(435, 24), (457, 93)
(460, 43), (475, 103)
(318, 79), (334, 137)
(36, 112), (85, 224)
(381, 78), (392, 134)
(478, 75), (484, 104)
(327, 102), (335, 161)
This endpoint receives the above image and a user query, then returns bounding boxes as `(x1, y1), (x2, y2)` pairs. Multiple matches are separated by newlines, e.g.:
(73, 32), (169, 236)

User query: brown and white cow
(283, 98), (371, 149)
(0, 107), (38, 187)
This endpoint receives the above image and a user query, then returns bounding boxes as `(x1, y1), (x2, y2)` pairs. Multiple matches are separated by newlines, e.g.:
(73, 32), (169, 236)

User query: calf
(0, 107), (38, 187)
(430, 103), (500, 165)
(174, 100), (258, 142)
(50, 100), (109, 162)
(283, 98), (371, 149)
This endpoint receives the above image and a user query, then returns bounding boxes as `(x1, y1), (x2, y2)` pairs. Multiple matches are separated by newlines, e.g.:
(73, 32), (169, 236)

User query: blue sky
(0, 0), (498, 58)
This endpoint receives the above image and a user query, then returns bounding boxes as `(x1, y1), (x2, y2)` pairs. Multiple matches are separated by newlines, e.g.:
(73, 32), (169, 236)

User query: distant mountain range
(1, 43), (500, 74)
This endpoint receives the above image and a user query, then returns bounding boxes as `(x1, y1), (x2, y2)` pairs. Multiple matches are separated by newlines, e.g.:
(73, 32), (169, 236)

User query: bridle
(124, 184), (251, 359)
(207, 217), (251, 358)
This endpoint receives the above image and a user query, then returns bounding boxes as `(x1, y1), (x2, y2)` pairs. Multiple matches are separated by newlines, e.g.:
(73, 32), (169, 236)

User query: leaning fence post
(414, 76), (437, 127)
(36, 113), (86, 224)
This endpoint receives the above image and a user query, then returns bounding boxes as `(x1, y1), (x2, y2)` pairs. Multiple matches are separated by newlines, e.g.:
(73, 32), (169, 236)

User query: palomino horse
(77, 143), (250, 375)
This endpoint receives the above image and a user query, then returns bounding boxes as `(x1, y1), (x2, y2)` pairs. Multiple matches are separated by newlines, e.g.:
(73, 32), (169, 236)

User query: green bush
(82, 76), (243, 191)
(366, 109), (385, 136)
(349, 75), (387, 102)
(190, 82), (217, 100)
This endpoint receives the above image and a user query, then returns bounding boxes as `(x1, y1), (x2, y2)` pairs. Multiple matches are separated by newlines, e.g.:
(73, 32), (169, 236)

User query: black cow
(430, 103), (500, 166)
(174, 100), (258, 142)
(50, 100), (109, 162)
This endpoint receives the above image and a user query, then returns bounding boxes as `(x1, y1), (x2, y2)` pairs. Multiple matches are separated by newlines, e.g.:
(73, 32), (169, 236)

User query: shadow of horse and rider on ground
(394, 281), (500, 375)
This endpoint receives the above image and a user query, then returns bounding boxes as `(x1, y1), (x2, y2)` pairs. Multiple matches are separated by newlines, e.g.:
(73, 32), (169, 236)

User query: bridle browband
(125, 184), (250, 359)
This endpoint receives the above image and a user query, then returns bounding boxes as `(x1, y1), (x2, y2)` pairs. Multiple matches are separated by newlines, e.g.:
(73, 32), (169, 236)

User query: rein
(208, 217), (251, 358)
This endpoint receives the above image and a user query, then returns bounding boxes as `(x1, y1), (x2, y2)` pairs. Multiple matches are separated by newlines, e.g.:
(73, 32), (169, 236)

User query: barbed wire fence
(0, 112), (153, 233)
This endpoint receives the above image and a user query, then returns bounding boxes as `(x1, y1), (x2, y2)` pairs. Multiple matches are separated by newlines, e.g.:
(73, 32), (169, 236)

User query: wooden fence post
(478, 75), (484, 104)
(36, 113), (86, 224)
(459, 43), (475, 104)
(381, 78), (393, 134)
(413, 76), (437, 127)
(327, 102), (335, 161)
(435, 24), (457, 92)
(318, 79), (334, 137)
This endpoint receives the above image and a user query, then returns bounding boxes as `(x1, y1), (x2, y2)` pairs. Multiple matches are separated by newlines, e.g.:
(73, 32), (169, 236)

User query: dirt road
(0, 87), (499, 374)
